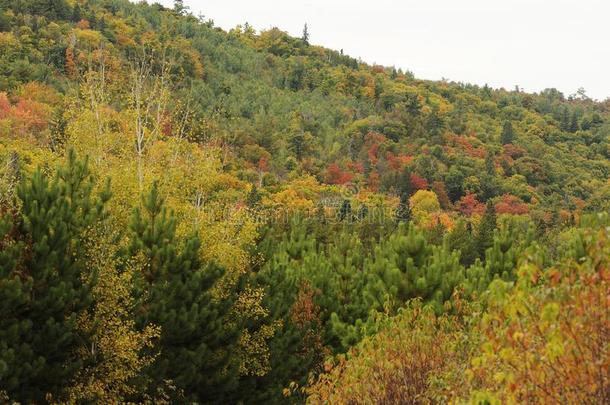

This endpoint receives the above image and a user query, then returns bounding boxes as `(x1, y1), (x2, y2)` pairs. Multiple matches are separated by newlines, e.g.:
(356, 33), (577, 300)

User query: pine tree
(569, 111), (579, 133)
(446, 220), (478, 266)
(395, 194), (412, 223)
(71, 3), (82, 22)
(173, 0), (187, 15)
(395, 167), (414, 223)
(338, 199), (352, 222)
(331, 224), (464, 345)
(500, 120), (515, 144)
(476, 200), (497, 258)
(481, 152), (498, 201)
(463, 222), (534, 295)
(246, 184), (262, 209)
(356, 204), (369, 221)
(0, 151), (109, 403)
(128, 182), (239, 403)
(560, 106), (570, 131)
(302, 23), (309, 45)
(425, 105), (444, 140)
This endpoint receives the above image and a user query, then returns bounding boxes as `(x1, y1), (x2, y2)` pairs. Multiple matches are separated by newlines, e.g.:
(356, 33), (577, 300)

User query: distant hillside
(1, 0), (608, 218)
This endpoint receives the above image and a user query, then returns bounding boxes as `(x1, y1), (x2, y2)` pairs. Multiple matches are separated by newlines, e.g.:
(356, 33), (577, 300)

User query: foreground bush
(306, 215), (610, 404)
(466, 216), (610, 404)
(306, 300), (472, 404)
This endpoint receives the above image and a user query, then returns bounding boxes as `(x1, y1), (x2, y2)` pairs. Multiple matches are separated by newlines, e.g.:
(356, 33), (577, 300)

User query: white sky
(158, 0), (610, 100)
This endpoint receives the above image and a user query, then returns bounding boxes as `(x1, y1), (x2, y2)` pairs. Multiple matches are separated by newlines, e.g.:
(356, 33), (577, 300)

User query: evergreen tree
(0, 152), (109, 403)
(395, 194), (412, 223)
(560, 106), (570, 131)
(249, 225), (330, 402)
(246, 184), (262, 208)
(425, 106), (444, 142)
(476, 200), (497, 258)
(446, 220), (478, 267)
(485, 152), (496, 176)
(71, 2), (82, 22)
(356, 204), (369, 221)
(395, 167), (414, 223)
(500, 120), (515, 144)
(331, 224), (464, 348)
(569, 111), (579, 133)
(464, 222), (534, 295)
(302, 23), (309, 45)
(480, 152), (498, 201)
(338, 199), (352, 222)
(173, 0), (187, 15)
(128, 183), (239, 403)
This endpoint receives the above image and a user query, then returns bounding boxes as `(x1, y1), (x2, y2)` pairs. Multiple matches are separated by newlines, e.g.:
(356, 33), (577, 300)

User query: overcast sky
(158, 0), (609, 100)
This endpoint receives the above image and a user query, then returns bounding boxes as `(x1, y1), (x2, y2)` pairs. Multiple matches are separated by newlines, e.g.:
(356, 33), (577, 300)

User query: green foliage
(476, 200), (497, 258)
(0, 151), (108, 403)
(127, 182), (241, 403)
(500, 120), (515, 145)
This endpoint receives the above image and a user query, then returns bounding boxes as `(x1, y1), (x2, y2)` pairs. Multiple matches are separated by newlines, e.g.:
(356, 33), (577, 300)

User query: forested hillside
(0, 0), (608, 403)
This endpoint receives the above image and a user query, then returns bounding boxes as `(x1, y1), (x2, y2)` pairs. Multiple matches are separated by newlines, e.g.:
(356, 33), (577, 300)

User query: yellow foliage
(409, 189), (441, 224)
(73, 28), (104, 48)
(271, 188), (316, 211)
(231, 287), (280, 377)
(69, 227), (159, 403)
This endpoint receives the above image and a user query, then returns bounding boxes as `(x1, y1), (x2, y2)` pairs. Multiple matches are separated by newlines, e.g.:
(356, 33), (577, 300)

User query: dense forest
(0, 0), (608, 403)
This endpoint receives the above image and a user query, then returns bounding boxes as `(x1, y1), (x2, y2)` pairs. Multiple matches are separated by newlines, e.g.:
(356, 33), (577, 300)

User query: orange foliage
(76, 19), (90, 29)
(65, 46), (77, 77)
(426, 212), (455, 231)
(0, 90), (53, 137)
(0, 92), (10, 117)
(289, 283), (330, 370)
(451, 135), (486, 158)
(386, 152), (413, 171)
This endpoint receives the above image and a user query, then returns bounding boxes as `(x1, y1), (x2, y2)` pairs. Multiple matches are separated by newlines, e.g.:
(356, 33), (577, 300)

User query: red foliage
(367, 170), (380, 192)
(0, 92), (51, 136)
(410, 173), (428, 190)
(495, 194), (529, 215)
(326, 163), (354, 185)
(347, 161), (365, 174)
(161, 111), (173, 137)
(258, 156), (269, 173)
(502, 144), (526, 159)
(363, 132), (387, 166)
(456, 193), (485, 216)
